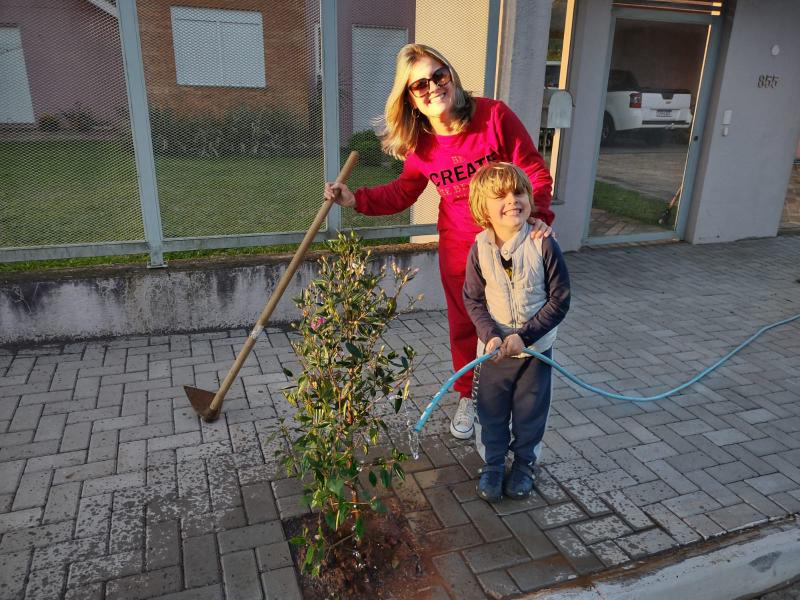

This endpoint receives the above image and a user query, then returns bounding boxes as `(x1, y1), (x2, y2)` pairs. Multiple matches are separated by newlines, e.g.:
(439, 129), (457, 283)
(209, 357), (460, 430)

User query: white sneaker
(450, 396), (475, 439)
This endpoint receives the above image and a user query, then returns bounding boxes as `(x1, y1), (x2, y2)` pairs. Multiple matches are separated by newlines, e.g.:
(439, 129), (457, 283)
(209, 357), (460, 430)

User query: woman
(325, 44), (554, 440)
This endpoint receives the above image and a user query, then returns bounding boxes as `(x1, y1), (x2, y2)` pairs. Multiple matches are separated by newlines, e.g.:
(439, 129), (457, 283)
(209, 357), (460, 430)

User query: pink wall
(335, 0), (416, 141)
(0, 0), (127, 127)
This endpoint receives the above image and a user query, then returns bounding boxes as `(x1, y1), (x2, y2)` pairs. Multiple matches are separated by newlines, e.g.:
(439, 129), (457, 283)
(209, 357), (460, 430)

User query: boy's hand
(499, 334), (525, 358)
(527, 217), (554, 239)
(485, 337), (502, 354)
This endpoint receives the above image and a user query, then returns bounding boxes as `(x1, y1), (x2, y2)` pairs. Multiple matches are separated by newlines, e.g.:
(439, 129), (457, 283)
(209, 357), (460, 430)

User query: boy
(462, 163), (571, 501)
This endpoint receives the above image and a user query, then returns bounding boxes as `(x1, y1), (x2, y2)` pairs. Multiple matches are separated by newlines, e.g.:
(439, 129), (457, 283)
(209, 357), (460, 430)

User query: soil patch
(284, 497), (440, 599)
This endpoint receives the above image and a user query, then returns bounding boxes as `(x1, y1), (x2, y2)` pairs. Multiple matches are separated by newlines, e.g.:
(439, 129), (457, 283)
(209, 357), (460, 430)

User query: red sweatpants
(438, 234), (479, 397)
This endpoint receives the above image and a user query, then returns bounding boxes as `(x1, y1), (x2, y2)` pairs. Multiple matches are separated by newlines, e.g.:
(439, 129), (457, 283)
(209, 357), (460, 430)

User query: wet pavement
(1, 234), (799, 599)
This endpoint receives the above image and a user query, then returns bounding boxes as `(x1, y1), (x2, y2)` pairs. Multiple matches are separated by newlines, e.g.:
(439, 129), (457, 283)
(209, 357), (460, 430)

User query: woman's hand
(527, 216), (554, 239)
(485, 337), (502, 354)
(324, 182), (356, 208)
(499, 334), (524, 358)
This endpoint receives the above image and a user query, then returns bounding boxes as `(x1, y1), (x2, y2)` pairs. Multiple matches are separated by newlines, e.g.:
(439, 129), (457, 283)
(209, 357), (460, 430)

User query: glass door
(587, 15), (714, 244)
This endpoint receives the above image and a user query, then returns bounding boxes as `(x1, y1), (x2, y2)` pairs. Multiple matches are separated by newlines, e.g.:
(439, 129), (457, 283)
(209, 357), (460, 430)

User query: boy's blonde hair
(380, 44), (475, 160)
(469, 162), (533, 228)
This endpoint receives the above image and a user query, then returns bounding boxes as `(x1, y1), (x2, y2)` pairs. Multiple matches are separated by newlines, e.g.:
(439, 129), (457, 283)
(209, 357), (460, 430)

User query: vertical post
(483, 0), (501, 98)
(320, 0), (342, 234)
(117, 0), (165, 267)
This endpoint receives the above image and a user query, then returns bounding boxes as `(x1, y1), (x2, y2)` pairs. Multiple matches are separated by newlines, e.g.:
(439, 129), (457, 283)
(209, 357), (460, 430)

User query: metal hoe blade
(183, 386), (219, 422)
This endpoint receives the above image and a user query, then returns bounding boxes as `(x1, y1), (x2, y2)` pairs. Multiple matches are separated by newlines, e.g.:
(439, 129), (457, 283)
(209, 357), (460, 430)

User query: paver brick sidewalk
(1, 235), (799, 599)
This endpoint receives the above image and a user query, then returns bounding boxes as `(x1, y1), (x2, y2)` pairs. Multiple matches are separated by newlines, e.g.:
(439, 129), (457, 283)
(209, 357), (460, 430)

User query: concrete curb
(524, 520), (800, 600)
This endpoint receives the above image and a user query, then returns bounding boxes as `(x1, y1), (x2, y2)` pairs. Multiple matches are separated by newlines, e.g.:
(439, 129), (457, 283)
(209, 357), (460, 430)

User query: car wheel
(601, 113), (615, 146)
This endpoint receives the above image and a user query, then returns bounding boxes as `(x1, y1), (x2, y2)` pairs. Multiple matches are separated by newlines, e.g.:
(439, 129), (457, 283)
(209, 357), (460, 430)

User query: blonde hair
(469, 162), (533, 229)
(380, 44), (475, 159)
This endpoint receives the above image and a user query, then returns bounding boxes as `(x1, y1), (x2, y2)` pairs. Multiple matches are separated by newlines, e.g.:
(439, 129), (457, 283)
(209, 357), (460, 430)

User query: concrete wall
(685, 0), (800, 243)
(0, 245), (445, 346)
(549, 0), (613, 252)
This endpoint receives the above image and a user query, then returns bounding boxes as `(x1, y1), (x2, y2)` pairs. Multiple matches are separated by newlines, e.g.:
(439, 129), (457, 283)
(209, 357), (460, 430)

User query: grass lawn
(0, 140), (410, 248)
(593, 180), (675, 229)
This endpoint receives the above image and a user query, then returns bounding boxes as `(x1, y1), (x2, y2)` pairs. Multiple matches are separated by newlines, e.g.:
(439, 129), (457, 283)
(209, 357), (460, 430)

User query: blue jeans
(474, 349), (552, 468)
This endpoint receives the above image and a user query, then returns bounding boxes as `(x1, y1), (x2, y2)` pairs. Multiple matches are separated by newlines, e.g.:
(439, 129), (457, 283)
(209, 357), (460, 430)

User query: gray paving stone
(217, 521), (284, 554)
(508, 554), (578, 592)
(476, 569), (521, 599)
(184, 534), (221, 587)
(545, 526), (604, 574)
(425, 524), (483, 554)
(255, 541), (293, 572)
(0, 507), (42, 534)
(572, 515), (633, 545)
(25, 566), (66, 600)
(622, 480), (678, 507)
(616, 528), (677, 558)
(502, 512), (558, 559)
(414, 464), (470, 489)
(42, 481), (81, 524)
(432, 552), (486, 600)
(106, 566), (183, 600)
(706, 503), (768, 531)
(530, 501), (587, 530)
(661, 490), (723, 518)
(704, 428), (752, 446)
(12, 470), (51, 510)
(545, 458), (598, 482)
(425, 486), (470, 527)
(67, 549), (142, 587)
(589, 540), (630, 567)
(629, 442), (679, 463)
(705, 461), (758, 485)
(664, 450), (718, 472)
(221, 549), (263, 600)
(75, 493), (113, 538)
(0, 550), (30, 600)
(0, 520), (73, 553)
(261, 566), (302, 600)
(147, 520), (181, 570)
(745, 473), (797, 495)
(241, 482), (278, 525)
(82, 471), (146, 497)
(642, 503), (701, 544)
(462, 500), (512, 542)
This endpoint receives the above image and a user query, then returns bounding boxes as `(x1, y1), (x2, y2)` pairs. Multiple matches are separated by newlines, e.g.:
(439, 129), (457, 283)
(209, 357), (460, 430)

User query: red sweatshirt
(354, 97), (554, 241)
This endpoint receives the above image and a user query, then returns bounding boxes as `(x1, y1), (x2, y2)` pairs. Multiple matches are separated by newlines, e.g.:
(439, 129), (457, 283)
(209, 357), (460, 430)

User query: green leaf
(353, 515), (365, 540)
(393, 394), (402, 413)
(344, 341), (362, 359)
(380, 468), (391, 488)
(327, 478), (344, 497)
(368, 471), (377, 487)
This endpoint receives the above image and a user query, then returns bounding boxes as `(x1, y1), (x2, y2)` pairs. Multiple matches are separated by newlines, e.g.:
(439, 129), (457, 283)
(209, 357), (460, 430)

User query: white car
(602, 69), (693, 145)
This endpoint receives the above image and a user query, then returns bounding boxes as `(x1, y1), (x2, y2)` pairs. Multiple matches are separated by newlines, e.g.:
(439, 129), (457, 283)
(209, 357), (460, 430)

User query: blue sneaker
(476, 465), (504, 503)
(504, 462), (535, 499)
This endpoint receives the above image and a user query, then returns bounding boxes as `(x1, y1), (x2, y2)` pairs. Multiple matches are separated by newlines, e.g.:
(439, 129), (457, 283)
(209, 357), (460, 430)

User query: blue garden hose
(414, 313), (800, 432)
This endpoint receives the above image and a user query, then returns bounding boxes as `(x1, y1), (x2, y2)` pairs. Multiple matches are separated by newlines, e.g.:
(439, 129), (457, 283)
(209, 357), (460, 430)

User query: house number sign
(757, 74), (780, 88)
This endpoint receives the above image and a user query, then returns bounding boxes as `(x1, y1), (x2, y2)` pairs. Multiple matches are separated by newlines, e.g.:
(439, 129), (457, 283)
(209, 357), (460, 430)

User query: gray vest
(475, 222), (557, 356)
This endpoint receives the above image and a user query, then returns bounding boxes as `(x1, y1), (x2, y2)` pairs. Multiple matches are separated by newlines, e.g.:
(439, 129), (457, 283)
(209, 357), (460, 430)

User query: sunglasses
(407, 67), (452, 98)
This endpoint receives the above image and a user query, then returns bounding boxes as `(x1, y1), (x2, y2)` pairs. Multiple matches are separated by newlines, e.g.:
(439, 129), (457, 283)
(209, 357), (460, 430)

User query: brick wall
(137, 0), (313, 121)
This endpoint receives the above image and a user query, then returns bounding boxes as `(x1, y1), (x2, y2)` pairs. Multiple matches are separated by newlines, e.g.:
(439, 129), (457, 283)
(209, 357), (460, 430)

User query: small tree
(279, 233), (419, 576)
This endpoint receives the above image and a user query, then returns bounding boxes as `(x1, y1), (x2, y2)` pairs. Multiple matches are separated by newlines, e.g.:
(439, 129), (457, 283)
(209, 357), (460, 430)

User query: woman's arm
(496, 101), (555, 226)
(516, 237), (570, 346)
(324, 158), (428, 215)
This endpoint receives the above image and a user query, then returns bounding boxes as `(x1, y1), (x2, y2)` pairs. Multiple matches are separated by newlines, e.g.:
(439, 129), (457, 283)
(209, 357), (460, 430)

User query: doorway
(586, 9), (720, 245)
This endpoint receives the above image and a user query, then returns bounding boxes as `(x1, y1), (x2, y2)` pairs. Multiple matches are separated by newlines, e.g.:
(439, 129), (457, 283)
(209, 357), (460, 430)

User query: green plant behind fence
(278, 233), (418, 576)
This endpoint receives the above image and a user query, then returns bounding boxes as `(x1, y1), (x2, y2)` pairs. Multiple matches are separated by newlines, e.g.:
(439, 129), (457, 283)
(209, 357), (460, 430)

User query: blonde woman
(325, 44), (554, 440)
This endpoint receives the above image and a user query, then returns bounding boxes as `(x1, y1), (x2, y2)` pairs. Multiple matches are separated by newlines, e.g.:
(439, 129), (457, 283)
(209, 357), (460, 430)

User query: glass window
(170, 7), (266, 88)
